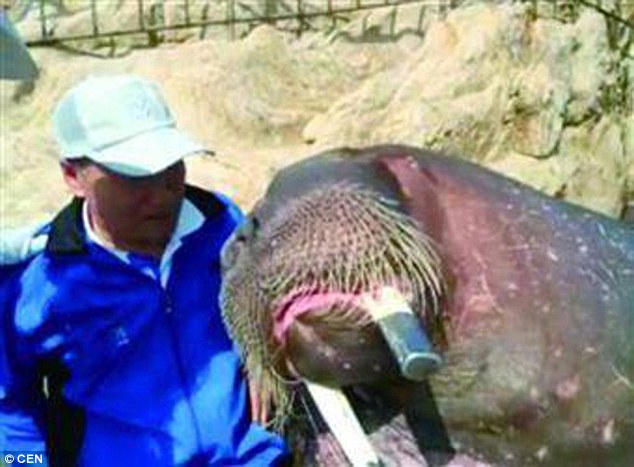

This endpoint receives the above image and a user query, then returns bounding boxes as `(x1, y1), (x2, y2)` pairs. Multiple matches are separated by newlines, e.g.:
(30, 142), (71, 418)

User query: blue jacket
(0, 186), (288, 466)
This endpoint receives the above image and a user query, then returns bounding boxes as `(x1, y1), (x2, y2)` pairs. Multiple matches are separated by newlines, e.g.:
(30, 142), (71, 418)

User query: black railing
(11, 0), (632, 47)
(16, 0), (462, 46)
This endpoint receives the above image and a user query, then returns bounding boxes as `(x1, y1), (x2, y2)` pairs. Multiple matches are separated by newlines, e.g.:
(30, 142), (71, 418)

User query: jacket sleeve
(0, 222), (48, 266)
(0, 267), (48, 459)
(215, 192), (245, 227)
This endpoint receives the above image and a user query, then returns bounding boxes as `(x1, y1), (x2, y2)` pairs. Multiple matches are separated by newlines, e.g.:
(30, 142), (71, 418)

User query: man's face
(62, 160), (186, 257)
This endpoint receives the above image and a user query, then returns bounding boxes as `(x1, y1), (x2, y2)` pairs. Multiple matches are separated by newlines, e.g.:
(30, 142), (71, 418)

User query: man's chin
(135, 225), (174, 251)
(144, 215), (176, 230)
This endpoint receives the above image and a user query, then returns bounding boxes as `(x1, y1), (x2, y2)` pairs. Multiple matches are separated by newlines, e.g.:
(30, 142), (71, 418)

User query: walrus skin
(220, 145), (634, 466)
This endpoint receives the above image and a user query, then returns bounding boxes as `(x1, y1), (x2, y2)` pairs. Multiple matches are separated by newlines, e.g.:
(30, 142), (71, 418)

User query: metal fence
(10, 0), (633, 47)
(12, 0), (457, 46)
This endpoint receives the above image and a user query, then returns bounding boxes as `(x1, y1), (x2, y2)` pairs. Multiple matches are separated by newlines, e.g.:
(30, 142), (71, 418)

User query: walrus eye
(249, 216), (261, 236)
(220, 217), (260, 272)
(237, 216), (259, 241)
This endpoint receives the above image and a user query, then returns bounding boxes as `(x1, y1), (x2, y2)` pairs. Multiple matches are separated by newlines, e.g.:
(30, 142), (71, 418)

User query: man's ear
(61, 161), (87, 197)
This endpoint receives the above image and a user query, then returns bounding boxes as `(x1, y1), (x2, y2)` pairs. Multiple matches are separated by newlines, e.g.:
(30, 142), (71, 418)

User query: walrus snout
(273, 286), (442, 385)
(277, 292), (403, 386)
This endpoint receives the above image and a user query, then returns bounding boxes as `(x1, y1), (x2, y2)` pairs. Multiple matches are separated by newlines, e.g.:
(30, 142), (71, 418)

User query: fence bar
(38, 0), (47, 38)
(184, 0), (191, 25)
(137, 0), (145, 30)
(199, 3), (210, 40)
(296, 0), (302, 37)
(227, 0), (235, 40)
(90, 0), (99, 36)
(326, 0), (335, 29)
(264, 0), (277, 25)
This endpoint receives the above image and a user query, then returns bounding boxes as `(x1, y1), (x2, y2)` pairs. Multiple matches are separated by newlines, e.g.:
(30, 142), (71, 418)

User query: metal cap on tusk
(361, 287), (442, 381)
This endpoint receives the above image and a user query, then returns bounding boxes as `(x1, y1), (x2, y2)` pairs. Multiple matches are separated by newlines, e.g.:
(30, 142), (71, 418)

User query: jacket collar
(46, 185), (226, 256)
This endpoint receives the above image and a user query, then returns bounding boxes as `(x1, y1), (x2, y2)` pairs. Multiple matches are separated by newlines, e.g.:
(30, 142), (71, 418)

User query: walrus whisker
(394, 226), (442, 290)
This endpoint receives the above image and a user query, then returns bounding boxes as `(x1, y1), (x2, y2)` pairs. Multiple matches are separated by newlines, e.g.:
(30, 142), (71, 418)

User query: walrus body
(221, 145), (634, 466)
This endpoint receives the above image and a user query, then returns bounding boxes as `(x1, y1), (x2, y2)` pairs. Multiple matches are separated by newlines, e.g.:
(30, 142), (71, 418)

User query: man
(0, 75), (289, 466)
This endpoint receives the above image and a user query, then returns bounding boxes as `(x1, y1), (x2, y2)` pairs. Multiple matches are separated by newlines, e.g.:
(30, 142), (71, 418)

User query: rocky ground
(1, 0), (632, 228)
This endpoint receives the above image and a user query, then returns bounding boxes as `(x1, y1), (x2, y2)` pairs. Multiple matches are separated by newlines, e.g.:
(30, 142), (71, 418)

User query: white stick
(305, 381), (381, 467)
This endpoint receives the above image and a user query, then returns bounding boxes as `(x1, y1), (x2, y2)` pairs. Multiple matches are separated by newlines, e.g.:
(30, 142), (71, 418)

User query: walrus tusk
(360, 287), (442, 381)
(248, 379), (269, 425)
(305, 381), (382, 467)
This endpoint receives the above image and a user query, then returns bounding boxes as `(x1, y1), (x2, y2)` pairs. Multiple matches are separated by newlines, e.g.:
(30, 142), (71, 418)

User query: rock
(557, 117), (628, 217)
(303, 2), (631, 214)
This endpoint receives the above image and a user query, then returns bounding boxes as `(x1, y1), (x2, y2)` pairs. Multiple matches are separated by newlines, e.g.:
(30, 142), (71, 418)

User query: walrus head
(220, 148), (448, 426)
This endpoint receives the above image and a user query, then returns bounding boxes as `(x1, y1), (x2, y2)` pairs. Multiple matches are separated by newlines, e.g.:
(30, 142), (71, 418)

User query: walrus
(220, 144), (634, 466)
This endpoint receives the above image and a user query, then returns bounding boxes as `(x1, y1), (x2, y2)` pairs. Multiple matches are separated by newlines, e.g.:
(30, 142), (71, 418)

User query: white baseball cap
(53, 75), (212, 177)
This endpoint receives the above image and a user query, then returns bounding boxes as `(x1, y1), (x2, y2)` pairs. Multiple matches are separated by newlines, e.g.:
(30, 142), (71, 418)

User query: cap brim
(0, 12), (38, 81)
(88, 127), (214, 177)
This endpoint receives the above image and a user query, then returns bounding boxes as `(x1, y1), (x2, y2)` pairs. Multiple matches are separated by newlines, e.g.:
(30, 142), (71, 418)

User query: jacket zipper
(163, 292), (204, 457)
(116, 255), (205, 458)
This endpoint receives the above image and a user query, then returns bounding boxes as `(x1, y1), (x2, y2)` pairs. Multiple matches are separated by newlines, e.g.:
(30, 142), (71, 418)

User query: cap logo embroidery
(131, 96), (157, 122)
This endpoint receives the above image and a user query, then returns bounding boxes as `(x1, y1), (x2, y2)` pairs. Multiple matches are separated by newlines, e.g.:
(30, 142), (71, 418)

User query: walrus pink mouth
(272, 290), (364, 347)
(273, 285), (442, 383)
(271, 283), (416, 346)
